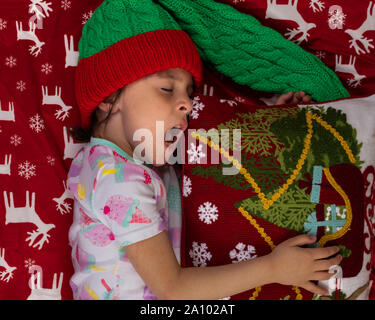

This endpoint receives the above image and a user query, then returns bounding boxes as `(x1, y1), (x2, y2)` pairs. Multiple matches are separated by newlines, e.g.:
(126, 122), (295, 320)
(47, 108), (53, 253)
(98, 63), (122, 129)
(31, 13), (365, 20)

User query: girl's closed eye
(161, 88), (173, 93)
(161, 87), (194, 100)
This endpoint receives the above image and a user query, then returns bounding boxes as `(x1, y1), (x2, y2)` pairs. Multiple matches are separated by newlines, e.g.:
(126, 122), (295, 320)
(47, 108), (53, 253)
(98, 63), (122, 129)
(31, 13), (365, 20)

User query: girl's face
(96, 68), (194, 165)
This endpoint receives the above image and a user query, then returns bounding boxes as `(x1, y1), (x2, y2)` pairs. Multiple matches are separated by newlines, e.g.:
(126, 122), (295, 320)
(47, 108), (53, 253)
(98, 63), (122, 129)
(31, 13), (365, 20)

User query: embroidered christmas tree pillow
(181, 93), (375, 300)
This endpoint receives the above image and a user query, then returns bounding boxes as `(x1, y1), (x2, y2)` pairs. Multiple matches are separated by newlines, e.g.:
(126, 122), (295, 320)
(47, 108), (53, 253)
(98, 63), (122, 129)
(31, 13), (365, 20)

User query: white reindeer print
(52, 180), (73, 215)
(27, 270), (63, 300)
(219, 99), (238, 107)
(15, 21), (45, 57)
(0, 154), (12, 175)
(42, 86), (72, 121)
(64, 34), (79, 68)
(335, 55), (366, 88)
(3, 191), (55, 250)
(265, 0), (316, 44)
(0, 248), (17, 282)
(28, 0), (53, 21)
(345, 2), (375, 55)
(0, 100), (15, 122)
(28, 0), (52, 31)
(309, 0), (325, 13)
(63, 126), (85, 160)
(202, 84), (214, 96)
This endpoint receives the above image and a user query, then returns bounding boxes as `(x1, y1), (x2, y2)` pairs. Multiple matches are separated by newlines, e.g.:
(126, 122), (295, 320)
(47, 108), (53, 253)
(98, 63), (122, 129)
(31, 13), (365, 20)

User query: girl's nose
(178, 98), (193, 114)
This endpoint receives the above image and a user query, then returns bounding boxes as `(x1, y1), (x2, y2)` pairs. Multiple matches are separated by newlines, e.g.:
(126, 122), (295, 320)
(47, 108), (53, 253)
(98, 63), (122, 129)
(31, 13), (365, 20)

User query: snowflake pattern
(41, 63), (53, 75)
(46, 155), (55, 166)
(82, 10), (93, 25)
(183, 175), (192, 197)
(0, 18), (7, 31)
(16, 80), (26, 92)
(29, 114), (45, 133)
(5, 56), (17, 68)
(18, 161), (36, 180)
(315, 51), (326, 60)
(24, 258), (36, 270)
(191, 96), (205, 120)
(235, 97), (246, 105)
(229, 243), (257, 263)
(232, 0), (245, 4)
(10, 134), (22, 146)
(198, 201), (219, 224)
(187, 143), (206, 164)
(189, 242), (212, 267)
(61, 0), (71, 10)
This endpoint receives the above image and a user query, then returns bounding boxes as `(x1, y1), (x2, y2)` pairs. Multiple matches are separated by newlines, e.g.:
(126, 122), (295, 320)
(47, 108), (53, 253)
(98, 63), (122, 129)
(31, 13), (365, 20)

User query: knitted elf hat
(75, 0), (202, 130)
(156, 0), (349, 101)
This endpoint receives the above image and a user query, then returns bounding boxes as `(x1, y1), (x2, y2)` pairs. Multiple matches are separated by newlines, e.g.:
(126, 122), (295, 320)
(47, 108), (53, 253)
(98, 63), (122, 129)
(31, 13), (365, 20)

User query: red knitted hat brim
(75, 29), (202, 130)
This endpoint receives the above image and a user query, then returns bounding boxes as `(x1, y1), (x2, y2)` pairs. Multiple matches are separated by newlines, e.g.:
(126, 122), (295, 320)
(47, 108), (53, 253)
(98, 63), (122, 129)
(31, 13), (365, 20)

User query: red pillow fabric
(181, 93), (375, 300)
(0, 0), (104, 300)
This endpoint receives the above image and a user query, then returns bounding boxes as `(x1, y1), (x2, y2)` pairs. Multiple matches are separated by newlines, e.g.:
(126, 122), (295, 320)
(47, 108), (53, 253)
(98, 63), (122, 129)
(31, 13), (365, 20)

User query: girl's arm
(124, 231), (342, 300)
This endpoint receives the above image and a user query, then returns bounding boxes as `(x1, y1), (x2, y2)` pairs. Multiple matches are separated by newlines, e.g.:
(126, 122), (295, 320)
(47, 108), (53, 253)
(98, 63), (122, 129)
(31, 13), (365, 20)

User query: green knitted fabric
(157, 0), (350, 101)
(78, 0), (181, 61)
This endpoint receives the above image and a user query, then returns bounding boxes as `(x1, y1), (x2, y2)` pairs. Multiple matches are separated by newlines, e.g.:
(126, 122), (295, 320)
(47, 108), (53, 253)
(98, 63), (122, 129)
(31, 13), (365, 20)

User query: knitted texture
(157, 0), (350, 102)
(78, 0), (181, 61)
(75, 0), (202, 129)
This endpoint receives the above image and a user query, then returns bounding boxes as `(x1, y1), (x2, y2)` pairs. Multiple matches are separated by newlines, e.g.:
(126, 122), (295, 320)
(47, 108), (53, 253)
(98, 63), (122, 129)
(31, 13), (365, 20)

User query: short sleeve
(92, 161), (167, 247)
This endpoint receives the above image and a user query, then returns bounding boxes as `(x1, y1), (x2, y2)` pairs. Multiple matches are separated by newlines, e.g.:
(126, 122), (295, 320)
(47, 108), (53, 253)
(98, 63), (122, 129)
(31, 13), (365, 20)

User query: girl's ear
(97, 101), (121, 114)
(98, 87), (124, 114)
(97, 101), (112, 113)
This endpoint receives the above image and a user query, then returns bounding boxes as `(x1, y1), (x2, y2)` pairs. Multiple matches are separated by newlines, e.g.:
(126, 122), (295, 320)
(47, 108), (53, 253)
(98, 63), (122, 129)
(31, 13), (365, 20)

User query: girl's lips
(164, 128), (183, 145)
(164, 119), (188, 153)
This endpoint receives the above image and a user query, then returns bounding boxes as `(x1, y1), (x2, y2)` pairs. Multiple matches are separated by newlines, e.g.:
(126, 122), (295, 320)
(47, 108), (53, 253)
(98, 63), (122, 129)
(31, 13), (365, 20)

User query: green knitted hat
(75, 0), (202, 129)
(157, 0), (350, 101)
(78, 0), (180, 60)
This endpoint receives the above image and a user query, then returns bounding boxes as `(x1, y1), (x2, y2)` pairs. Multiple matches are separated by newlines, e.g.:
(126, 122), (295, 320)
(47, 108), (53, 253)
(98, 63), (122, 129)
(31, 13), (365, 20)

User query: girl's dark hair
(69, 87), (124, 143)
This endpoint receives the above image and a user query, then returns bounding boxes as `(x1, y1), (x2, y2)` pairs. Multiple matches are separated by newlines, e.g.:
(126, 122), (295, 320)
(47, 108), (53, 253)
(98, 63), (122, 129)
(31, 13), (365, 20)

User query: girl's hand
(276, 91), (313, 105)
(268, 234), (342, 296)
